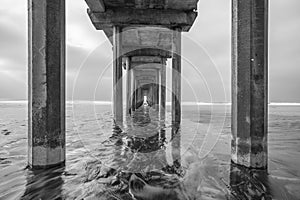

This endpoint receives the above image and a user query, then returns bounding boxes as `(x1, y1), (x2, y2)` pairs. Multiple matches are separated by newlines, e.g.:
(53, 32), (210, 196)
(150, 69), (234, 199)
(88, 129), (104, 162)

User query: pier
(27, 0), (269, 170)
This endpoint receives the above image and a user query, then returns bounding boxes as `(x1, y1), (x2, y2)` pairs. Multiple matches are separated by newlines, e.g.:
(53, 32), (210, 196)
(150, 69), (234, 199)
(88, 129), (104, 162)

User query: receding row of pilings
(124, 56), (167, 120)
(27, 0), (268, 170)
(112, 26), (181, 124)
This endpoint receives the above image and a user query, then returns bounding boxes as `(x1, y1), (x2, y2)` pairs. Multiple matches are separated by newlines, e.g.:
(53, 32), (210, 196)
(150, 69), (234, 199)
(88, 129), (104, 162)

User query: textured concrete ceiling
(102, 0), (198, 11)
(123, 27), (172, 53)
(85, 0), (199, 32)
(85, 0), (198, 57)
(135, 69), (158, 86)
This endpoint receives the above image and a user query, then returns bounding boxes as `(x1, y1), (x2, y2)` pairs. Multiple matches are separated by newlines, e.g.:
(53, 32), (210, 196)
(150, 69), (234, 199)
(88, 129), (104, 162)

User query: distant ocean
(0, 101), (299, 199)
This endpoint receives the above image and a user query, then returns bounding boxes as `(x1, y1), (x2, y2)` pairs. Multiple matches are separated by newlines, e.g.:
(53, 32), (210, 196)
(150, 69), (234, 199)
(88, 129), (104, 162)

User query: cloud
(0, 0), (299, 102)
(269, 0), (300, 102)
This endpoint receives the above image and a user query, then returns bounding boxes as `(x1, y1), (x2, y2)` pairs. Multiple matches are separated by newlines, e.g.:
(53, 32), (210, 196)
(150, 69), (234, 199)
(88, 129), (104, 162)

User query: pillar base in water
(28, 146), (65, 169)
(231, 138), (267, 169)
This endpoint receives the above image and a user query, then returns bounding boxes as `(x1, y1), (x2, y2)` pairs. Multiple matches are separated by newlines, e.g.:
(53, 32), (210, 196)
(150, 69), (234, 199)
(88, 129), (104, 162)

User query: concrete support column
(172, 28), (182, 124)
(28, 0), (65, 168)
(160, 59), (166, 121)
(152, 71), (159, 107)
(231, 0), (268, 169)
(113, 26), (123, 122)
(138, 87), (142, 105)
(131, 70), (136, 111)
(133, 71), (138, 110)
(126, 57), (131, 115)
(156, 69), (160, 107)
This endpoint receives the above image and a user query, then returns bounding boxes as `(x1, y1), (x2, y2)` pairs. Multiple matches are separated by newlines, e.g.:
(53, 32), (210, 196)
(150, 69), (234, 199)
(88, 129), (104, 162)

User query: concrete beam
(88, 8), (197, 32)
(123, 48), (172, 58)
(28, 0), (65, 168)
(134, 69), (158, 84)
(85, 0), (105, 12)
(132, 64), (162, 70)
(103, 29), (173, 58)
(231, 0), (268, 169)
(113, 26), (123, 122)
(131, 56), (162, 63)
(97, 0), (198, 11)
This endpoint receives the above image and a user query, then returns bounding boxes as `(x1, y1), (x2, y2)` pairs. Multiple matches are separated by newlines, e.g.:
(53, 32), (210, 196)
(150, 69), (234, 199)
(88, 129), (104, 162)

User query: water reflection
(22, 166), (64, 199)
(229, 163), (272, 200)
(109, 105), (182, 175)
(171, 123), (181, 170)
(2, 103), (300, 199)
(132, 104), (152, 126)
(92, 105), (185, 199)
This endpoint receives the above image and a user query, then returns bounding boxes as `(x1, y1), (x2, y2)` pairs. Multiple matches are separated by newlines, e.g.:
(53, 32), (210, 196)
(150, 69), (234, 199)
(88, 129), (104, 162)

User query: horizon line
(1, 100), (300, 106)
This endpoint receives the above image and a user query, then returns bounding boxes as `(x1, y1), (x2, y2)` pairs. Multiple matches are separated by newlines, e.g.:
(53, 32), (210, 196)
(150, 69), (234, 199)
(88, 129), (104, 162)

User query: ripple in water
(0, 103), (300, 199)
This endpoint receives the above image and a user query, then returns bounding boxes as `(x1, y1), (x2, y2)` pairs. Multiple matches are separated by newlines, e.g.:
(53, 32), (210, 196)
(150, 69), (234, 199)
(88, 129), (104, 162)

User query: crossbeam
(123, 48), (172, 58)
(88, 8), (197, 32)
(85, 0), (105, 12)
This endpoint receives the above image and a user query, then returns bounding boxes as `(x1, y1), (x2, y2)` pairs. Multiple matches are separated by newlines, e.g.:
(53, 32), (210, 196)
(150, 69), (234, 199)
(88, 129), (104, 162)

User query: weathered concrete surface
(172, 28), (182, 124)
(123, 48), (172, 58)
(131, 56), (163, 64)
(155, 68), (160, 106)
(102, 25), (177, 55)
(126, 57), (131, 115)
(160, 59), (166, 120)
(85, 0), (105, 12)
(28, 0), (65, 168)
(85, 0), (199, 13)
(88, 8), (197, 32)
(231, 0), (268, 169)
(122, 27), (172, 51)
(113, 26), (123, 122)
(102, 0), (198, 11)
(132, 70), (137, 111)
(132, 62), (162, 70)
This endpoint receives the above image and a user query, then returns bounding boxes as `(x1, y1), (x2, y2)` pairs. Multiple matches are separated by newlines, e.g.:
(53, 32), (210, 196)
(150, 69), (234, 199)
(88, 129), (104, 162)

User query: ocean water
(0, 102), (299, 199)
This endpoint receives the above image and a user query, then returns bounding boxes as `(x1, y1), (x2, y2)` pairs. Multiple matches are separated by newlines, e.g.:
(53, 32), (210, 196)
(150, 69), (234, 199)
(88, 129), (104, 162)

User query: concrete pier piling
(172, 28), (182, 124)
(126, 57), (132, 115)
(28, 0), (66, 168)
(160, 59), (166, 121)
(231, 0), (269, 169)
(113, 26), (123, 123)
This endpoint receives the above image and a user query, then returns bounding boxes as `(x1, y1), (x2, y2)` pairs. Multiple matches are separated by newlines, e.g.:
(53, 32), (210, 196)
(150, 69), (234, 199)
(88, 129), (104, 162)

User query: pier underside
(27, 0), (269, 170)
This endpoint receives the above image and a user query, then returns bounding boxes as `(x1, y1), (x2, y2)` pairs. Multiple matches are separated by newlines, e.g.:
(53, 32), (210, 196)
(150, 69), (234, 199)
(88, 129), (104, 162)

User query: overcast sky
(0, 0), (299, 102)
